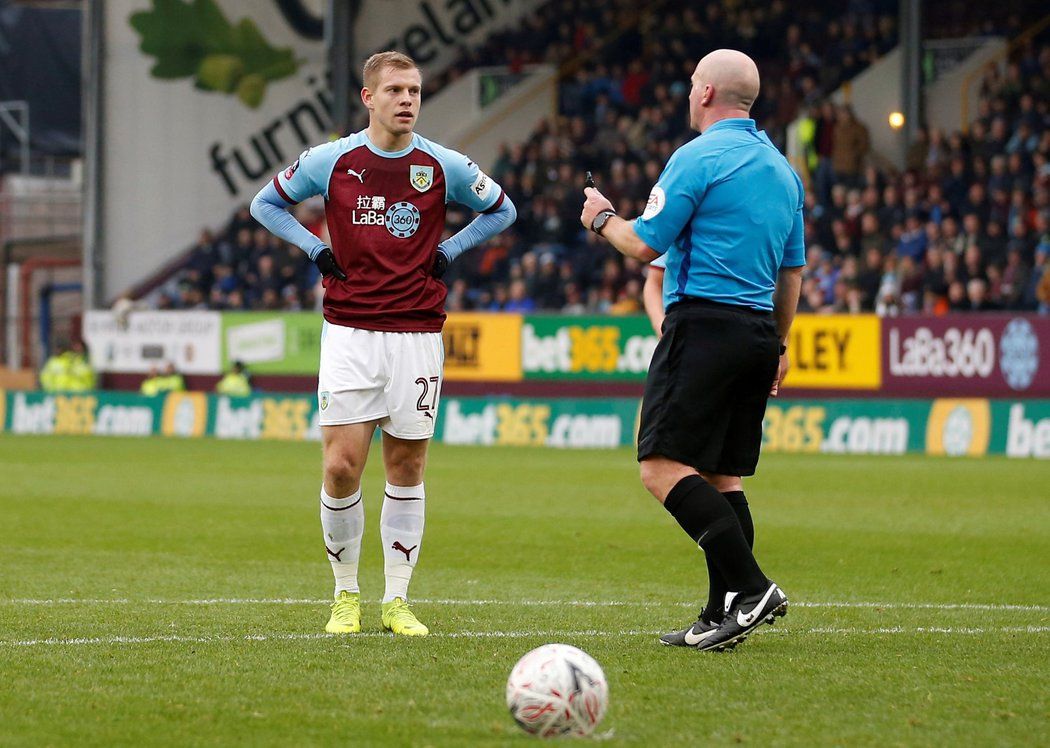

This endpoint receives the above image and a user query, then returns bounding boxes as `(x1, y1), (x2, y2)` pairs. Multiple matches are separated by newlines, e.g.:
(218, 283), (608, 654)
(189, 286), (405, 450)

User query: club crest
(319, 391), (330, 411)
(410, 165), (434, 192)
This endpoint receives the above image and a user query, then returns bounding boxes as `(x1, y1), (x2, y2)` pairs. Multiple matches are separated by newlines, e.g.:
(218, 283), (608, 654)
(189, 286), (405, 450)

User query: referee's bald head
(690, 49), (761, 131)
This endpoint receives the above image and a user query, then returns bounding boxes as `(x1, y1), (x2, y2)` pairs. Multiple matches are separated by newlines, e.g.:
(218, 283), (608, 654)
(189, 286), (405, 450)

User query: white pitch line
(799, 626), (1050, 635)
(1, 626), (1048, 648)
(419, 599), (1050, 613)
(2, 598), (1047, 613)
(0, 630), (656, 647)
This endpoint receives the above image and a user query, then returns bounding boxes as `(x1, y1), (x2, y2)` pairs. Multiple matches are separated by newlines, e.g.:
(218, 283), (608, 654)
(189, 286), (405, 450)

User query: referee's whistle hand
(580, 188), (614, 230)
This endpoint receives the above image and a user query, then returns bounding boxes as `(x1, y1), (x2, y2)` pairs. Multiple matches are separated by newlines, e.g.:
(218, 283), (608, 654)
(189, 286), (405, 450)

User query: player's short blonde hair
(362, 51), (420, 90)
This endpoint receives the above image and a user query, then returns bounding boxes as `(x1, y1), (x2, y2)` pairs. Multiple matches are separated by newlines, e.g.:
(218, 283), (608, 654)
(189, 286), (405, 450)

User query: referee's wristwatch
(590, 209), (617, 236)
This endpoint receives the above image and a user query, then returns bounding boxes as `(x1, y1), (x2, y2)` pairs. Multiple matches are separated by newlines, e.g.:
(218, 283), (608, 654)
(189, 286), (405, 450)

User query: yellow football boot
(381, 597), (429, 637)
(325, 591), (361, 634)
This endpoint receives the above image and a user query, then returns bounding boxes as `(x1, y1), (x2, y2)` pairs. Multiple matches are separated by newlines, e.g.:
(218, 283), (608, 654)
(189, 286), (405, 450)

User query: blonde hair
(362, 51), (420, 90)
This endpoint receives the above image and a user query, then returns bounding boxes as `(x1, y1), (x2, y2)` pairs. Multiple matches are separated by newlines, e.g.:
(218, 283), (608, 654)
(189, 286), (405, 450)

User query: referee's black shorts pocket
(637, 317), (683, 463)
(636, 307), (777, 476)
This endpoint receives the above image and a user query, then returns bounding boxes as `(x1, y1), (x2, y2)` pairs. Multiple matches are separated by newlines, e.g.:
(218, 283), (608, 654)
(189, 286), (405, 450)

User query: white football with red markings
(506, 643), (608, 738)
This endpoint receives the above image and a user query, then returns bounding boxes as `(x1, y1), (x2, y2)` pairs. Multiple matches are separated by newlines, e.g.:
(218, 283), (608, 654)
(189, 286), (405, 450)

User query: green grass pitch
(1, 434), (1047, 746)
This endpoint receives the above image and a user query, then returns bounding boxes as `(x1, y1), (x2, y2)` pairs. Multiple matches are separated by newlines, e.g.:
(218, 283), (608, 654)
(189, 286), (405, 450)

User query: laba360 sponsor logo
(888, 318), (1041, 391)
(441, 400), (622, 448)
(888, 326), (996, 379)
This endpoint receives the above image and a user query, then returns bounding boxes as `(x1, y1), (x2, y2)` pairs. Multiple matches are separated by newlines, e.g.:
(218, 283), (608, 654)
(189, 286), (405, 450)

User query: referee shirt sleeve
(633, 148), (707, 254)
(780, 172), (807, 268)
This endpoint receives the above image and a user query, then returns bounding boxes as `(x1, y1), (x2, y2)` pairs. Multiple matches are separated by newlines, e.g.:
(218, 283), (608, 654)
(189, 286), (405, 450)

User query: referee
(580, 49), (804, 652)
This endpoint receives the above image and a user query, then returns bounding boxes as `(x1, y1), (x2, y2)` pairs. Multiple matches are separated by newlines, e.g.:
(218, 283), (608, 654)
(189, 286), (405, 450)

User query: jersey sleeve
(440, 147), (504, 212)
(272, 141), (342, 204)
(632, 147), (707, 254)
(780, 172), (807, 268)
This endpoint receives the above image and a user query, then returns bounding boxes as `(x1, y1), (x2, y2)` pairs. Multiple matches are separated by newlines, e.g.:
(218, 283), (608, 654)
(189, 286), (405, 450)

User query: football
(505, 643), (609, 738)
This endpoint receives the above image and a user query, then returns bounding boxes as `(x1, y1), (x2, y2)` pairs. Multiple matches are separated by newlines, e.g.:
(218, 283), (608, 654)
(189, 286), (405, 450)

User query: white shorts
(318, 322), (445, 439)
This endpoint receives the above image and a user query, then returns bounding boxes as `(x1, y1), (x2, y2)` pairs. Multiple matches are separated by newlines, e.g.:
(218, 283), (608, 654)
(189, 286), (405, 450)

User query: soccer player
(580, 49), (804, 651)
(250, 51), (516, 636)
(642, 256), (666, 335)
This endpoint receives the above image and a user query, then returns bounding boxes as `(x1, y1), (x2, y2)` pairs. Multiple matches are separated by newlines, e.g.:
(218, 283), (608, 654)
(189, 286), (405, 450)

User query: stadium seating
(152, 1), (1049, 316)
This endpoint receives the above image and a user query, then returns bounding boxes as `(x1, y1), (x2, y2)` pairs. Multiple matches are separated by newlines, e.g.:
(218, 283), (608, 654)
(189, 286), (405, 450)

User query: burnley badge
(410, 165), (434, 192)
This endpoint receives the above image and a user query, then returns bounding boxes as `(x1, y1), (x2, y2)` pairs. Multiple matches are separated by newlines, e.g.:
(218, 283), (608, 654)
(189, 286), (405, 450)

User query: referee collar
(702, 118), (756, 134)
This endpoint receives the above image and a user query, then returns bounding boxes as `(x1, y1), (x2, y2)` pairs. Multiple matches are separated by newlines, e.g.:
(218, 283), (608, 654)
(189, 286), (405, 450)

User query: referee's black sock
(701, 490), (755, 622)
(664, 476), (767, 596)
(724, 490), (755, 547)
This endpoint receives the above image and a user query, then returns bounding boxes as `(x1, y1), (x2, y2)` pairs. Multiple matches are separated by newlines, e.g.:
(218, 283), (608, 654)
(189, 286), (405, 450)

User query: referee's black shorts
(637, 298), (780, 476)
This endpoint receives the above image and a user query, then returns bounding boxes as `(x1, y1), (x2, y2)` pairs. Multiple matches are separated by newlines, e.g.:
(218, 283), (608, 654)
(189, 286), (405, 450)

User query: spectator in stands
(1001, 248), (1030, 309)
(139, 366), (162, 396)
(140, 363), (185, 396)
(503, 279), (536, 312)
(487, 283), (509, 311)
(608, 279), (642, 315)
(215, 361), (252, 397)
(830, 105), (870, 187)
(966, 278), (1000, 311)
(897, 211), (928, 262)
(906, 126), (929, 171)
(562, 281), (587, 315)
(161, 363), (186, 392)
(1037, 258), (1050, 314)
(856, 246), (884, 309)
(39, 340), (95, 392)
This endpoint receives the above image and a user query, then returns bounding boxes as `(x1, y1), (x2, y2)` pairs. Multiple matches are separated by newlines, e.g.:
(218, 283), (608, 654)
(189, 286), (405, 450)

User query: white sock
(320, 485), (364, 597)
(381, 482), (425, 603)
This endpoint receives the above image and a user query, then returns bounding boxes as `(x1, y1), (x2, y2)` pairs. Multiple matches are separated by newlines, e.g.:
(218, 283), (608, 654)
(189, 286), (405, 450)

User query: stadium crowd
(152, 0), (1050, 316)
(793, 45), (1050, 316)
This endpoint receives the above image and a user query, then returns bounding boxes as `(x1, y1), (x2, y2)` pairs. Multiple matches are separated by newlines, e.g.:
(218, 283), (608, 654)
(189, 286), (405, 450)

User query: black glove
(431, 248), (450, 279)
(314, 247), (346, 281)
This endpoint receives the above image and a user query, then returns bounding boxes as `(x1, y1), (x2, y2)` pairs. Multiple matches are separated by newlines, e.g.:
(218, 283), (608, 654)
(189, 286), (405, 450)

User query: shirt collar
(362, 131), (417, 159)
(702, 118), (756, 135)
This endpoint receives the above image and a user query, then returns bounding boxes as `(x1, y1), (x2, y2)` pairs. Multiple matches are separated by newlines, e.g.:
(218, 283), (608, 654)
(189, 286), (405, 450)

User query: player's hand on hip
(314, 246), (347, 281)
(431, 248), (450, 279)
(580, 187), (614, 230)
(770, 351), (790, 397)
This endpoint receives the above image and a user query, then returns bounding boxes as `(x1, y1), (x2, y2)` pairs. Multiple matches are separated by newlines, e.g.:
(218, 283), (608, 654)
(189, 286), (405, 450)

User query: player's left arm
(434, 199), (516, 276)
(250, 143), (346, 279)
(432, 151), (517, 277)
(643, 257), (666, 335)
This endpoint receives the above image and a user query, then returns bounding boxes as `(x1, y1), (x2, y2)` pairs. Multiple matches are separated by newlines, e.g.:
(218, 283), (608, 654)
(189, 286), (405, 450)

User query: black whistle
(585, 171), (595, 188)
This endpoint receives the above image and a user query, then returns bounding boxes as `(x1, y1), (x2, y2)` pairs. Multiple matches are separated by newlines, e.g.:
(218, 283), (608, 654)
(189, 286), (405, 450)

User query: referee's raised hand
(580, 187), (615, 233)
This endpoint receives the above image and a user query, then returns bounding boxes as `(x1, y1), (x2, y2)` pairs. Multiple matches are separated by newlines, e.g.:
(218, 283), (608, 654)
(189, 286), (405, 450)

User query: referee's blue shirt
(633, 118), (806, 312)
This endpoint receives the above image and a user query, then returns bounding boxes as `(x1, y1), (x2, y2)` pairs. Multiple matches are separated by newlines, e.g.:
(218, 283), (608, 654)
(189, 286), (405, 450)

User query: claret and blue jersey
(633, 118), (806, 312)
(256, 131), (508, 333)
